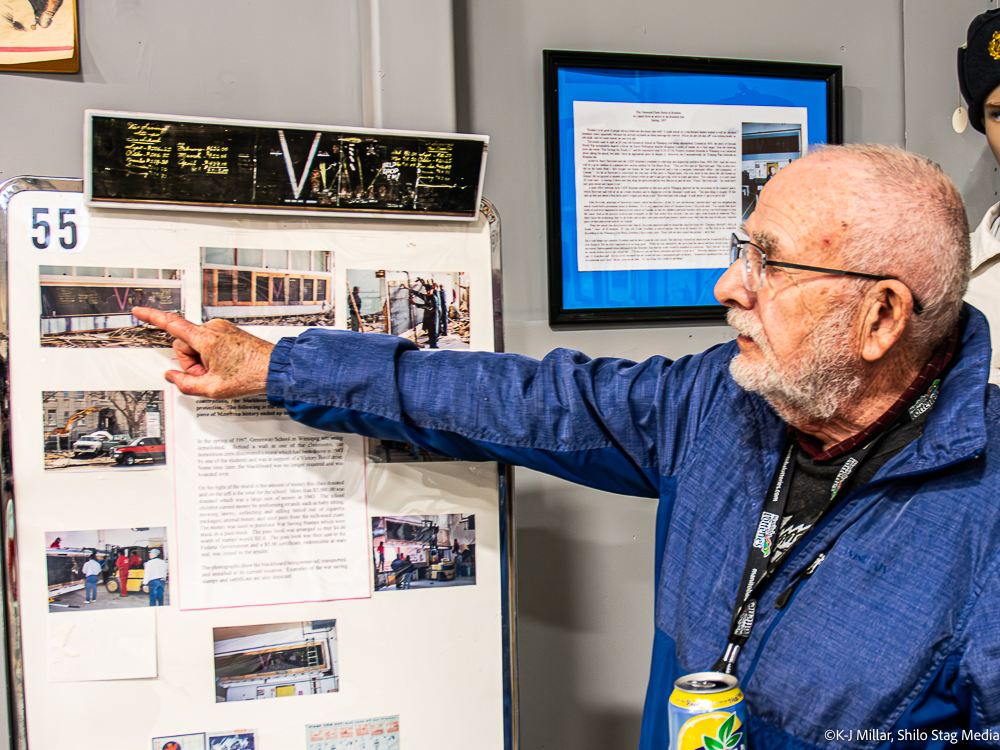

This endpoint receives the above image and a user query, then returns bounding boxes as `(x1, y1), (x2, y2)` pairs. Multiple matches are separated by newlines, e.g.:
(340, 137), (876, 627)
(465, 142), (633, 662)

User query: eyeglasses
(729, 233), (923, 315)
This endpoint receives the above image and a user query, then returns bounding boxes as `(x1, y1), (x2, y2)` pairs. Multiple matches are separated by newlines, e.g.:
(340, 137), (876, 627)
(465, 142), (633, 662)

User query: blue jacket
(267, 305), (1000, 749)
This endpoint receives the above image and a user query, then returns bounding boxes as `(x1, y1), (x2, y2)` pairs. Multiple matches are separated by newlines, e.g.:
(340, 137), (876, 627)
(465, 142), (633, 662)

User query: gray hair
(813, 144), (970, 353)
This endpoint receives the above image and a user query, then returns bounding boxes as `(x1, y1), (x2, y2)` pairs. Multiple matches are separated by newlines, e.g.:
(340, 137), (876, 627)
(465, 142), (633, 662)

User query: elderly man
(142, 548), (168, 606)
(135, 144), (1000, 747)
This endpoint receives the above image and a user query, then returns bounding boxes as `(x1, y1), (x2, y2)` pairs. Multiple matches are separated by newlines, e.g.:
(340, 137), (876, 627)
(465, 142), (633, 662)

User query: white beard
(727, 307), (863, 422)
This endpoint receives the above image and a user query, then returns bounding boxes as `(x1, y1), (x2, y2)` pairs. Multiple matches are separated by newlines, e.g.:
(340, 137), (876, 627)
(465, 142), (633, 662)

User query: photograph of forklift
(42, 389), (165, 471)
(45, 527), (168, 612)
(371, 514), (475, 592)
(213, 621), (339, 703)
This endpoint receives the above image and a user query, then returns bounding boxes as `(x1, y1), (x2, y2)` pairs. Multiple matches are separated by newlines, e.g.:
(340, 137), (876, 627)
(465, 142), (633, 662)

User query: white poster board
(0, 178), (514, 750)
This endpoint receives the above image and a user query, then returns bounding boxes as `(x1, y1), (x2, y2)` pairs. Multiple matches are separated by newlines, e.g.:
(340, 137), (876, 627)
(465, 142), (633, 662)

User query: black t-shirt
(769, 410), (929, 569)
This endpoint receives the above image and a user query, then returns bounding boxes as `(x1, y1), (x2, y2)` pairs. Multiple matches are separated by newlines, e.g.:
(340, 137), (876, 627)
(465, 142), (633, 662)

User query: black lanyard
(711, 379), (941, 676)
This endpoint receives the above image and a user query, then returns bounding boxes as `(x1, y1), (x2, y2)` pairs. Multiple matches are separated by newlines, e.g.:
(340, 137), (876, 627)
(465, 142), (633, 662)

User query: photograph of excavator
(42, 390), (166, 471)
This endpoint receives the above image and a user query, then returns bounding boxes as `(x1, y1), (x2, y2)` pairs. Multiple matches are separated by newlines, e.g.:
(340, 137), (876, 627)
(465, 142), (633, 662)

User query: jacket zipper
(773, 553), (826, 609)
(738, 448), (982, 687)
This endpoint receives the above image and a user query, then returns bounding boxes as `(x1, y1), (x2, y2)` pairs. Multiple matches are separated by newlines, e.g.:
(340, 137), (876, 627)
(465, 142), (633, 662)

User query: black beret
(959, 8), (1000, 133)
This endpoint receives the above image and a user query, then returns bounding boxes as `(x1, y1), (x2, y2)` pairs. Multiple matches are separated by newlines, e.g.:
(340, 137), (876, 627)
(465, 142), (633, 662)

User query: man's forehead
(745, 158), (856, 259)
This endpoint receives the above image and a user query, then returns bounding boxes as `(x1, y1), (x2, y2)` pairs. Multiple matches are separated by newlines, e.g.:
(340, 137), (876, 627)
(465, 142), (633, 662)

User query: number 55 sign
(16, 192), (88, 254)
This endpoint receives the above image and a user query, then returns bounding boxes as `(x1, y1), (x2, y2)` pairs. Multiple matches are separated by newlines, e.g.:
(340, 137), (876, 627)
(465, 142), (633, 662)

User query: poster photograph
(153, 734), (207, 750)
(46, 528), (168, 612)
(372, 514), (476, 592)
(213, 621), (338, 702)
(87, 112), (487, 218)
(207, 732), (256, 750)
(201, 247), (334, 326)
(365, 437), (455, 464)
(740, 122), (803, 220)
(42, 390), (165, 471)
(40, 264), (183, 348)
(307, 716), (401, 750)
(0, 0), (76, 67)
(346, 269), (470, 349)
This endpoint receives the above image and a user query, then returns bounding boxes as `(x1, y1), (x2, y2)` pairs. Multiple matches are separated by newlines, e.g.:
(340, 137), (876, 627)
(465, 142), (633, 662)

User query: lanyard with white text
(709, 379), (942, 675)
(711, 429), (890, 676)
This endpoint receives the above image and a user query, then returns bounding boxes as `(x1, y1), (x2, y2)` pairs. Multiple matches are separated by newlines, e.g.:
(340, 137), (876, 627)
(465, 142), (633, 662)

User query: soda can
(669, 671), (747, 750)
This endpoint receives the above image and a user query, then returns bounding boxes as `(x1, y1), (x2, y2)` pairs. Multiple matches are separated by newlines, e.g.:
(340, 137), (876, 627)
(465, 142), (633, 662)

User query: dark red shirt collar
(790, 323), (960, 461)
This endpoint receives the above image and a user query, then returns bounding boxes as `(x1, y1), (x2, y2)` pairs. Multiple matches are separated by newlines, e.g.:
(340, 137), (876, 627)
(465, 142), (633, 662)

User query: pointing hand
(131, 307), (274, 399)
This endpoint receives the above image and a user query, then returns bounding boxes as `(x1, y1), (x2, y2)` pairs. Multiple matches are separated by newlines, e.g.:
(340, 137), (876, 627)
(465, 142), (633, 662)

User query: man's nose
(715, 260), (755, 310)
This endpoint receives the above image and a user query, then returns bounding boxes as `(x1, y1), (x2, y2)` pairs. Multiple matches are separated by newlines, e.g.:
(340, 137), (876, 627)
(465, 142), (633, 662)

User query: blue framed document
(544, 50), (842, 326)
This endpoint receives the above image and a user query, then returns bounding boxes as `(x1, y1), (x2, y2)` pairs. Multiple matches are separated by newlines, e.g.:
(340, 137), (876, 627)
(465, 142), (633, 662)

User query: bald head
(793, 145), (971, 353)
(719, 144), (970, 438)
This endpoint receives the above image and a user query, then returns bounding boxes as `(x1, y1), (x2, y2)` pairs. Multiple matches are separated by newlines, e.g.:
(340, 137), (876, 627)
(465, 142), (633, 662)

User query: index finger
(132, 307), (203, 346)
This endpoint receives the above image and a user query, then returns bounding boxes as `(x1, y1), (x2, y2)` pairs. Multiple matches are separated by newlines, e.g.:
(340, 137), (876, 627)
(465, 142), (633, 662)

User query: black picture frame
(544, 50), (843, 327)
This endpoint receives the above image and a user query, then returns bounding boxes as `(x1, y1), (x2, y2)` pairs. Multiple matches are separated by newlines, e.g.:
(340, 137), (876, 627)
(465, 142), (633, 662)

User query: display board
(85, 111), (489, 220)
(0, 177), (515, 750)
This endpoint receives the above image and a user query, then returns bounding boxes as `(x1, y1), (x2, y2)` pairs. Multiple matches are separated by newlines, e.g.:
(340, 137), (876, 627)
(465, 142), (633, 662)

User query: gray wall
(0, 0), (454, 180)
(0, 1), (364, 182)
(0, 1), (990, 749)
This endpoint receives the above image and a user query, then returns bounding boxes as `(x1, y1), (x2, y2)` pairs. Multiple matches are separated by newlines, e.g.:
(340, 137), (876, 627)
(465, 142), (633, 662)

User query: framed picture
(544, 50), (842, 326)
(0, 0), (79, 72)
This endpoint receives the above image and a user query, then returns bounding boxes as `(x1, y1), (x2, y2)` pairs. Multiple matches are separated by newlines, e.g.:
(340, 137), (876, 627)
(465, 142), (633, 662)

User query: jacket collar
(878, 304), (990, 476)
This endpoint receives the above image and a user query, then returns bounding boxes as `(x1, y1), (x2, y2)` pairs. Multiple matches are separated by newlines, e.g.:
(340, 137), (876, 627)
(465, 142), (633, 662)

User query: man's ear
(858, 280), (915, 362)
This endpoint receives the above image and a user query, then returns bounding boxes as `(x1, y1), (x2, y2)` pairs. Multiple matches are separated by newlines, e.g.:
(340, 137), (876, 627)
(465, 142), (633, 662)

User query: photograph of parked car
(111, 436), (166, 465)
(43, 390), (166, 471)
(72, 431), (130, 457)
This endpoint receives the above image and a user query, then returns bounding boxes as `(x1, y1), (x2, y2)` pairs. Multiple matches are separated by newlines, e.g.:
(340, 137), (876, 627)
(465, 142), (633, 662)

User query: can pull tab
(774, 553), (826, 610)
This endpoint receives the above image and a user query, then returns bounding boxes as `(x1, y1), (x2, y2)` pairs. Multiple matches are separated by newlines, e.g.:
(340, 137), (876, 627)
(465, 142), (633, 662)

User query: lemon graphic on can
(676, 711), (743, 750)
